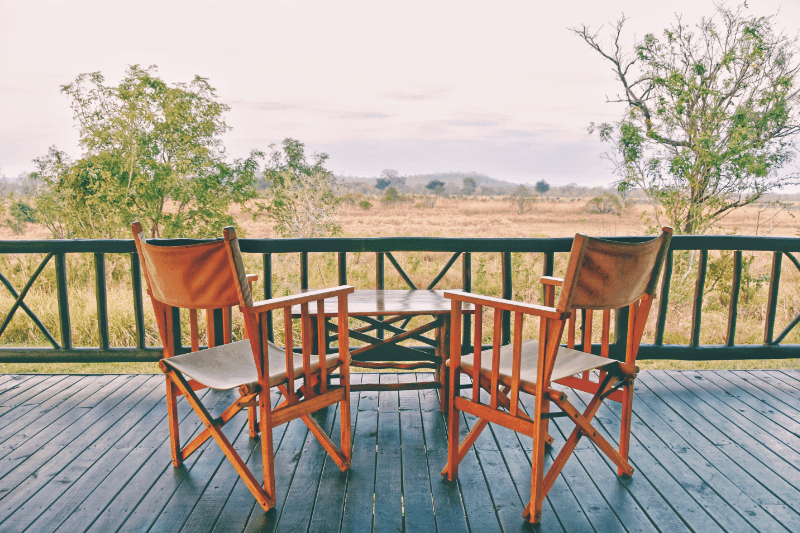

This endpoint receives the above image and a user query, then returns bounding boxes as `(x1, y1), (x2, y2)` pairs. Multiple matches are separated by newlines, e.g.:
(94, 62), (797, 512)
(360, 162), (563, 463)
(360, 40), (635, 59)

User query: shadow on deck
(1, 371), (799, 532)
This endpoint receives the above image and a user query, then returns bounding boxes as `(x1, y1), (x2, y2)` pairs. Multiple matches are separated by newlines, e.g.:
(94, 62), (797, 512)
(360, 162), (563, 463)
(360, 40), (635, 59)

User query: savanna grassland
(1, 196), (799, 374)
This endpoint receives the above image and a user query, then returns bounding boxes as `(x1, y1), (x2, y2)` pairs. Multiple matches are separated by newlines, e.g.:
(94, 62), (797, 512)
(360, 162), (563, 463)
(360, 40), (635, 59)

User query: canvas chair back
(557, 229), (672, 313)
(132, 224), (253, 310)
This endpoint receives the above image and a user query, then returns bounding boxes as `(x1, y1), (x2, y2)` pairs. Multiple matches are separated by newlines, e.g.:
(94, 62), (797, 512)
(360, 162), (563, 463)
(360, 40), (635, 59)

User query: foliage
(462, 177), (478, 195)
(535, 179), (550, 197)
(506, 185), (535, 214)
(586, 193), (623, 215)
(375, 178), (391, 190)
(5, 201), (37, 235)
(33, 65), (263, 238)
(426, 180), (446, 194)
(264, 138), (342, 238)
(359, 199), (373, 210)
(380, 187), (404, 206)
(575, 4), (800, 234)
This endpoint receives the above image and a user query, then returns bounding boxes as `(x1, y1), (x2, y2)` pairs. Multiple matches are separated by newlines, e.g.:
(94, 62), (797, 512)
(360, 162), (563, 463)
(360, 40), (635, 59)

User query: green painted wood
(765, 251), (782, 345)
(263, 253), (274, 342)
(94, 253), (110, 350)
(0, 252), (53, 339)
(501, 251), (511, 345)
(654, 249), (672, 346)
(690, 250), (708, 347)
(131, 252), (147, 349)
(727, 250), (742, 347)
(0, 270), (59, 348)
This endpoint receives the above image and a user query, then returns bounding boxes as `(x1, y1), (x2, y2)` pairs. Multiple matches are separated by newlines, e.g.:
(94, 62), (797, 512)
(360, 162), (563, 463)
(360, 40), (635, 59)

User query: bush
(359, 200), (373, 210)
(586, 193), (622, 215)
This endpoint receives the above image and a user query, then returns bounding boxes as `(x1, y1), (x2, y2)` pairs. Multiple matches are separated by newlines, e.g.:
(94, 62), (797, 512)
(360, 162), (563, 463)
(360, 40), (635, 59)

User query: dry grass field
(1, 195), (799, 374)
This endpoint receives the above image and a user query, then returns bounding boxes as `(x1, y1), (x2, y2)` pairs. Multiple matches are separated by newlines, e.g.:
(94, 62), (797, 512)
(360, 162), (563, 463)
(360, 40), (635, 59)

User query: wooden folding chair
(442, 227), (672, 524)
(132, 222), (355, 512)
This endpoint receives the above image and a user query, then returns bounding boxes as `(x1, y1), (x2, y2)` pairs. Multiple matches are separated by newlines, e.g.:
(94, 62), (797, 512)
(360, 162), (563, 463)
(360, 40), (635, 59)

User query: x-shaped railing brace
(0, 253), (60, 348)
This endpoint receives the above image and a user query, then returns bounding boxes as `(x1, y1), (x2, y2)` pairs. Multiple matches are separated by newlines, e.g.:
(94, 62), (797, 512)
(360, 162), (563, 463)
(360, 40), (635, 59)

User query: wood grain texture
(1, 371), (799, 532)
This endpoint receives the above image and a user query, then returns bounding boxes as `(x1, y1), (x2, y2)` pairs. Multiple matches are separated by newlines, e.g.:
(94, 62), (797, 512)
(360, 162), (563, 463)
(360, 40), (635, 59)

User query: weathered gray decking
(1, 370), (800, 532)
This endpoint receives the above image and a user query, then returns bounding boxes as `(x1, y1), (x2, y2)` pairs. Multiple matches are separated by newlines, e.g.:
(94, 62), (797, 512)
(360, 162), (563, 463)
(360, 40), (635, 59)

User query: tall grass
(1, 198), (799, 373)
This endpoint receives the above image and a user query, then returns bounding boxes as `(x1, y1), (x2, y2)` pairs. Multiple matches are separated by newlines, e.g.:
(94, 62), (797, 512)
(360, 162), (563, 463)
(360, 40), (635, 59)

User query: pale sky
(1, 0), (799, 185)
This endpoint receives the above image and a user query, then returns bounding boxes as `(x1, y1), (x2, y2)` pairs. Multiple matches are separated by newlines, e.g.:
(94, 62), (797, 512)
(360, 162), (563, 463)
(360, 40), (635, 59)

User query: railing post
(300, 252), (309, 290)
(376, 252), (385, 340)
(130, 252), (147, 349)
(462, 252), (472, 351)
(542, 251), (554, 305)
(338, 252), (347, 285)
(501, 252), (512, 344)
(94, 253), (110, 350)
(654, 249), (673, 346)
(263, 253), (273, 342)
(765, 251), (782, 345)
(727, 251), (742, 347)
(55, 253), (72, 350)
(690, 250), (708, 348)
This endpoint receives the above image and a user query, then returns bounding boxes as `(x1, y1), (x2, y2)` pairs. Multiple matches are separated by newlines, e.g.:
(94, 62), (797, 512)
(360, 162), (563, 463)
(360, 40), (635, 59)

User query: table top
(290, 289), (475, 317)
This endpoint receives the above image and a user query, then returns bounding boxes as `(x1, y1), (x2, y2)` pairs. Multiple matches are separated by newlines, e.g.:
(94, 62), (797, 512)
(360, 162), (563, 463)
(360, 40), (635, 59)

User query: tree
(462, 177), (478, 195)
(507, 185), (535, 214)
(426, 180), (446, 195)
(264, 138), (342, 238)
(30, 65), (263, 238)
(375, 178), (391, 190)
(586, 193), (623, 215)
(574, 5), (800, 234)
(535, 179), (550, 198)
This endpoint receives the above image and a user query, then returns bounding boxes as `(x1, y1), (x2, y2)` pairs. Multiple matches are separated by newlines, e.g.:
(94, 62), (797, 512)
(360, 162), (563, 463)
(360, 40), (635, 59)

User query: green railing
(1, 235), (799, 363)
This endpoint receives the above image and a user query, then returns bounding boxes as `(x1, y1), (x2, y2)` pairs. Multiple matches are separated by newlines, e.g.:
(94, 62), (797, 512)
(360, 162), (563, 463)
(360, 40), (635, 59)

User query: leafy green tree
(574, 5), (800, 234)
(462, 177), (478, 195)
(31, 65), (263, 238)
(264, 138), (342, 238)
(535, 179), (550, 198)
(426, 180), (446, 195)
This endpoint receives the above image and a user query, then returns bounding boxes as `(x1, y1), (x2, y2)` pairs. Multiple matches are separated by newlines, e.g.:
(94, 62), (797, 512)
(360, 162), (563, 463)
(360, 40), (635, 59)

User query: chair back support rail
(1, 235), (799, 363)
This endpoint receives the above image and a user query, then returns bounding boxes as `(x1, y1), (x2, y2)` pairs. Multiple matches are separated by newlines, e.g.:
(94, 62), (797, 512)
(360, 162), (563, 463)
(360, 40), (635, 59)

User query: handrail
(2, 235), (800, 364)
(2, 234), (800, 253)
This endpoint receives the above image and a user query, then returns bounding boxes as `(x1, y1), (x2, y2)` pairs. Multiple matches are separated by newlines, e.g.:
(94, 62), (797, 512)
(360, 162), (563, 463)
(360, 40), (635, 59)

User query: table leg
(436, 318), (451, 412)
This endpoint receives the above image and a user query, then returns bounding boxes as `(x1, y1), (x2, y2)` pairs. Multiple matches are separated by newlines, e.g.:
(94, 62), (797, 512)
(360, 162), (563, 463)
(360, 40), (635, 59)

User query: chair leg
(618, 380), (634, 476)
(340, 384), (352, 465)
(444, 360), (460, 481)
(165, 378), (182, 467)
(524, 392), (550, 524)
(248, 406), (259, 438)
(437, 320), (449, 413)
(259, 388), (276, 504)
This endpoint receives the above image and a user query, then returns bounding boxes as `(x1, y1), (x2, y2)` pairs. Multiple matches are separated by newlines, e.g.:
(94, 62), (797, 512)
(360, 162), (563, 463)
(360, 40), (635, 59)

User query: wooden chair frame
(442, 228), (672, 524)
(132, 222), (355, 512)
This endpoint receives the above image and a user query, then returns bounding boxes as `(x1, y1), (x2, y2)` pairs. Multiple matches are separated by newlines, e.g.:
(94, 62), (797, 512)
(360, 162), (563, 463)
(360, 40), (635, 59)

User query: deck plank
(0, 371), (798, 532)
(307, 374), (361, 533)
(339, 373), (379, 532)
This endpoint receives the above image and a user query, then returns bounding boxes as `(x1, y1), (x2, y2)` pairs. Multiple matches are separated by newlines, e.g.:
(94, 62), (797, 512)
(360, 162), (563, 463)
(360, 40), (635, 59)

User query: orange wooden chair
(442, 228), (672, 524)
(132, 222), (355, 512)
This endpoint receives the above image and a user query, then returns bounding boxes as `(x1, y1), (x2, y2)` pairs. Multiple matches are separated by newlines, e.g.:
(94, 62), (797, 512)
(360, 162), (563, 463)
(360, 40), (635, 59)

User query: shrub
(359, 200), (373, 210)
(586, 193), (622, 215)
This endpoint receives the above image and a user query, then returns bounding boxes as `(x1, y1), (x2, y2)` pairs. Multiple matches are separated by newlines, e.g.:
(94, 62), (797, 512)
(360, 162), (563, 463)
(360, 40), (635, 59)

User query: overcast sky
(1, 0), (799, 186)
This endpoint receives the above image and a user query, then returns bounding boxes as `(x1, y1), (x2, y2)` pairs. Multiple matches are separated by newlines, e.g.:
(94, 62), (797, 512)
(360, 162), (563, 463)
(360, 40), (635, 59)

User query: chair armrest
(540, 276), (563, 287)
(246, 285), (354, 314)
(246, 274), (259, 283)
(444, 290), (566, 319)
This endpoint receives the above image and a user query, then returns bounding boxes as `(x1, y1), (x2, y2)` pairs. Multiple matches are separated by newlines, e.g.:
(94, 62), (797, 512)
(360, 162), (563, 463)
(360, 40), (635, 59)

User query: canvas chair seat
(162, 339), (341, 391)
(460, 339), (616, 394)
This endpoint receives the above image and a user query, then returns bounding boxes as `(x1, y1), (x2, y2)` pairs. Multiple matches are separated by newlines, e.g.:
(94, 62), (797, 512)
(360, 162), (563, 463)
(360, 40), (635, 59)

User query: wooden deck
(1, 371), (800, 532)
